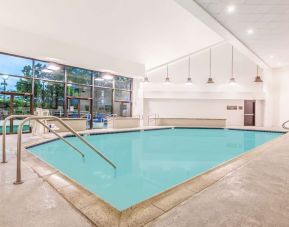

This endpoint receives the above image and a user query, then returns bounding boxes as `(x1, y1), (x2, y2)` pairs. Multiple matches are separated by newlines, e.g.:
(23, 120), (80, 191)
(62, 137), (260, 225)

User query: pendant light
(185, 56), (193, 85)
(164, 64), (171, 84)
(206, 48), (214, 84)
(144, 74), (149, 83)
(254, 65), (263, 82)
(229, 46), (237, 84)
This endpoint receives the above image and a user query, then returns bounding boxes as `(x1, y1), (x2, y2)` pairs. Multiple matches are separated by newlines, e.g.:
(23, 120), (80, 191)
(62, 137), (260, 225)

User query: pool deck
(1, 126), (289, 227)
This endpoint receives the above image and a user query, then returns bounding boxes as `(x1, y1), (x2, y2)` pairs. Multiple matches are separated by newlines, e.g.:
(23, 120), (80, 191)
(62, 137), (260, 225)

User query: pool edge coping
(21, 127), (289, 227)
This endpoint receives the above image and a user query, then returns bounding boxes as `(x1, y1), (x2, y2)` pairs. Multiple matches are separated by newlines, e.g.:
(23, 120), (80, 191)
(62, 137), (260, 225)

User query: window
(34, 61), (65, 81)
(0, 54), (33, 77)
(115, 76), (132, 90)
(34, 81), (64, 117)
(113, 102), (131, 117)
(114, 90), (131, 102)
(0, 74), (32, 93)
(67, 84), (91, 98)
(67, 67), (92, 85)
(94, 72), (114, 88)
(93, 88), (112, 115)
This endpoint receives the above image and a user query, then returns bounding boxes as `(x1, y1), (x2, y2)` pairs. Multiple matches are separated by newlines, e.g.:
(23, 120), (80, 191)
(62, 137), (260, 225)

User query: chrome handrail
(282, 120), (289, 129)
(15, 116), (116, 184)
(35, 120), (84, 157)
(2, 115), (32, 163)
(147, 114), (159, 126)
(1, 115), (84, 163)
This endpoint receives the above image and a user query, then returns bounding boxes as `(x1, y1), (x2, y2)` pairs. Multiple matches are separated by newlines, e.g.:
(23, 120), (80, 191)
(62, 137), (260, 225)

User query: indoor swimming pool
(28, 128), (283, 210)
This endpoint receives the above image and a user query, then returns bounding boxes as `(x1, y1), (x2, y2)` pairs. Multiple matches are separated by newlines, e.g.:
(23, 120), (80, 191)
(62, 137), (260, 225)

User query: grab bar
(15, 116), (116, 184)
(35, 120), (84, 157)
(282, 120), (289, 129)
(2, 115), (33, 163)
(1, 115), (84, 163)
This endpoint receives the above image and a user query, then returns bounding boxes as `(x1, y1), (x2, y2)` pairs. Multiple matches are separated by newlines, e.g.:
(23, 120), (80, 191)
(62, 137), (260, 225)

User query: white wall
(270, 66), (289, 127)
(143, 43), (266, 127)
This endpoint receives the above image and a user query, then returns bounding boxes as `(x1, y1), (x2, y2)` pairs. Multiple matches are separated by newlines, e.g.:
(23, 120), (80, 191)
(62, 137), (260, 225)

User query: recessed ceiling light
(227, 5), (236, 14)
(270, 55), (274, 59)
(247, 29), (254, 35)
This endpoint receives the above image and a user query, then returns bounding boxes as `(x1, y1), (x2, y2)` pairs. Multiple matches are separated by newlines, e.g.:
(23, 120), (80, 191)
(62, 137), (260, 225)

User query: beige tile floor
(1, 126), (289, 227)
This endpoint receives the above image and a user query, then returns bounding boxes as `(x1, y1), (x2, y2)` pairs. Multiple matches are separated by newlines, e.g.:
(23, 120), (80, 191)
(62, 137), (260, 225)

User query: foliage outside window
(0, 54), (33, 77)
(114, 90), (131, 102)
(34, 81), (64, 117)
(34, 61), (65, 81)
(67, 84), (91, 98)
(115, 76), (132, 90)
(67, 67), (92, 85)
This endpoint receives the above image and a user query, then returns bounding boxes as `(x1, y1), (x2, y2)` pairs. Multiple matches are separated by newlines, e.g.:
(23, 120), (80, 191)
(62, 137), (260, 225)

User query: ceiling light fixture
(206, 48), (215, 84)
(164, 64), (171, 84)
(185, 56), (193, 85)
(229, 46), (237, 85)
(247, 28), (254, 35)
(254, 65), (263, 82)
(227, 5), (236, 14)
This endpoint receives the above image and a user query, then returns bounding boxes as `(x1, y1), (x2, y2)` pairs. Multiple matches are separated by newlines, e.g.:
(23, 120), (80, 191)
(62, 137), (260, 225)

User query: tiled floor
(1, 126), (289, 227)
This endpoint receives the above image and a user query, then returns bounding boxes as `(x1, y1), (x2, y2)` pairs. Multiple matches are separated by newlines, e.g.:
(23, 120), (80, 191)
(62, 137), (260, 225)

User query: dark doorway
(244, 100), (255, 126)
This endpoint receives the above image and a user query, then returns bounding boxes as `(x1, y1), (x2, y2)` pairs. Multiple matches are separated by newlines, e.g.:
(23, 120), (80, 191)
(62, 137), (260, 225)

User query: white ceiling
(0, 0), (223, 70)
(193, 0), (289, 68)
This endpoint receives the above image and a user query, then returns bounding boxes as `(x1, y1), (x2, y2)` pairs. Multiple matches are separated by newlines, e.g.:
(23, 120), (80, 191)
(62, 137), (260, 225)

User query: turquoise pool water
(28, 128), (283, 210)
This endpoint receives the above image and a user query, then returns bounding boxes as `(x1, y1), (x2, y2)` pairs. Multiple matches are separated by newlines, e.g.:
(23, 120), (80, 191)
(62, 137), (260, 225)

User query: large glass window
(0, 54), (33, 77)
(34, 61), (65, 81)
(93, 88), (112, 115)
(34, 81), (64, 117)
(67, 67), (92, 85)
(114, 90), (131, 102)
(115, 76), (132, 90)
(94, 72), (114, 88)
(113, 102), (131, 117)
(0, 75), (32, 93)
(67, 84), (91, 98)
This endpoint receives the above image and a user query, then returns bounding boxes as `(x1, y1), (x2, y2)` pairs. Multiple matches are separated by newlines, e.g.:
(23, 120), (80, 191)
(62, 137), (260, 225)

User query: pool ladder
(1, 115), (116, 185)
(282, 120), (289, 130)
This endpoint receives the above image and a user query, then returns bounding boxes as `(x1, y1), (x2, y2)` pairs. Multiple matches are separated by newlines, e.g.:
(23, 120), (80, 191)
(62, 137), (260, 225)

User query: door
(244, 100), (255, 126)
(0, 92), (33, 134)
(67, 97), (92, 129)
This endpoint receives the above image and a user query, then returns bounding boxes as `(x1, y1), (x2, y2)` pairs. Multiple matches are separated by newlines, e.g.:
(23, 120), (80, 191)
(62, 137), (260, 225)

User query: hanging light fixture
(206, 48), (215, 84)
(254, 65), (263, 82)
(144, 74), (149, 84)
(164, 64), (171, 84)
(185, 56), (193, 85)
(229, 46), (237, 85)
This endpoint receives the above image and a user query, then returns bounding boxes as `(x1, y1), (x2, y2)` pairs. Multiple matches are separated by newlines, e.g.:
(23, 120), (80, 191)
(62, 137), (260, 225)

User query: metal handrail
(147, 114), (159, 126)
(1, 115), (84, 163)
(2, 115), (32, 163)
(35, 120), (85, 157)
(15, 116), (116, 184)
(282, 120), (289, 129)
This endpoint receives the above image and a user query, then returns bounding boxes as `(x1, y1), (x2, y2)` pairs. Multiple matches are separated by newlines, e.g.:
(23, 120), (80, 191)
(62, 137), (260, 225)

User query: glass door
(67, 97), (92, 129)
(0, 92), (32, 134)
